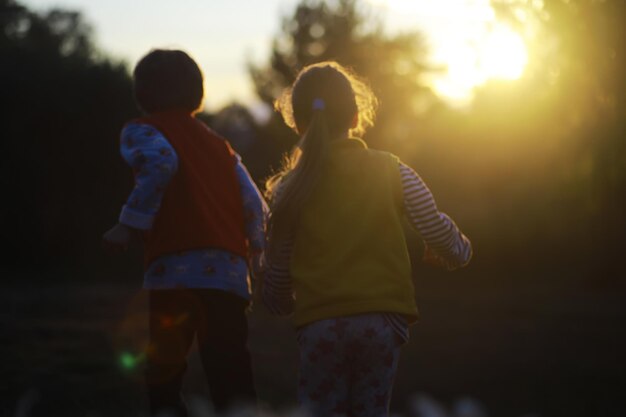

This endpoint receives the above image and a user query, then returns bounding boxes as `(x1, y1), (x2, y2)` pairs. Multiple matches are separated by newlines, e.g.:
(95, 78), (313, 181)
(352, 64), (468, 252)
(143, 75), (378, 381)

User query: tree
(490, 0), (626, 282)
(1, 0), (137, 278)
(249, 0), (434, 149)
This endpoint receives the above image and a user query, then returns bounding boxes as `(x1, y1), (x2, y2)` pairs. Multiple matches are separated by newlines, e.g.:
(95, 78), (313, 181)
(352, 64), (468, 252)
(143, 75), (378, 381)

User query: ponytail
(265, 61), (377, 261)
(266, 101), (330, 258)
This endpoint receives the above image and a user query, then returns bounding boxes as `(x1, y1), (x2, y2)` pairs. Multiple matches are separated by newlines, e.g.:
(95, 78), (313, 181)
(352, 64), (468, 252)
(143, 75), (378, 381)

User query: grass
(2, 270), (625, 417)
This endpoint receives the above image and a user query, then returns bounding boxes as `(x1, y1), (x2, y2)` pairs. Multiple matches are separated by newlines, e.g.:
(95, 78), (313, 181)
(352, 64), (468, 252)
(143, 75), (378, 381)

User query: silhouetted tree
(248, 0), (625, 286)
(488, 0), (626, 283)
(1, 0), (137, 278)
(249, 0), (434, 150)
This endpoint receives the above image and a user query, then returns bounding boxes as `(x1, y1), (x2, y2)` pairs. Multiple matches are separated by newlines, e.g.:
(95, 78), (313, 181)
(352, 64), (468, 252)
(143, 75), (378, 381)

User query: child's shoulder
(361, 147), (401, 167)
(121, 121), (163, 140)
(120, 121), (169, 149)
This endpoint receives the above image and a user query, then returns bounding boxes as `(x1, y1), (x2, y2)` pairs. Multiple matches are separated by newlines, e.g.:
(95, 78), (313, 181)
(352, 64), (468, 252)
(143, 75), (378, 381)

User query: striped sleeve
(383, 313), (409, 344)
(261, 237), (295, 316)
(399, 162), (472, 270)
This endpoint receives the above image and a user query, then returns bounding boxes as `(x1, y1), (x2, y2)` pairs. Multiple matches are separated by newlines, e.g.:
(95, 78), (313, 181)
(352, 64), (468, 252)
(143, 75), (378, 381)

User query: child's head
(133, 49), (204, 114)
(275, 61), (377, 138)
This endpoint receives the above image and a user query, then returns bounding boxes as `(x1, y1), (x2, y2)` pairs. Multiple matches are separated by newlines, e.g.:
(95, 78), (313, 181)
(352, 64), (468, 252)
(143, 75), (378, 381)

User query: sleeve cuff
(119, 205), (155, 230)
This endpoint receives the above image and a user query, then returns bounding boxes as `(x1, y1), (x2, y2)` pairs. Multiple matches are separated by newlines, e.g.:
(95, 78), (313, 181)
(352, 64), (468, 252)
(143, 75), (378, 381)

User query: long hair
(266, 61), (377, 258)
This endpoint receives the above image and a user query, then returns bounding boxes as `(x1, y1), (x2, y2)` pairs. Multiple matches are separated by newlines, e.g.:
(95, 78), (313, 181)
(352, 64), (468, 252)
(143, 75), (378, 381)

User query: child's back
(133, 110), (247, 268)
(103, 49), (265, 417)
(290, 139), (417, 326)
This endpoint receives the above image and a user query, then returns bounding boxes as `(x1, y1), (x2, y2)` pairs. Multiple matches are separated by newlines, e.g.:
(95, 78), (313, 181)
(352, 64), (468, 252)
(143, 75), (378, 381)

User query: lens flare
(367, 0), (531, 106)
(120, 352), (137, 370)
(110, 291), (150, 379)
(119, 350), (147, 371)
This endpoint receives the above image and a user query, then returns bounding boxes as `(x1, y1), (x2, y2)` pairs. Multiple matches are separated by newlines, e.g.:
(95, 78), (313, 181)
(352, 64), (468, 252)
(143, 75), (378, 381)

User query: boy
(102, 49), (265, 416)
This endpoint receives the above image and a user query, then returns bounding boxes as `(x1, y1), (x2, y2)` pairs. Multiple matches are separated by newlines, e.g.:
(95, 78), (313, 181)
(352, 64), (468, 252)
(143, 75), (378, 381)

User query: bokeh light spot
(120, 352), (137, 370)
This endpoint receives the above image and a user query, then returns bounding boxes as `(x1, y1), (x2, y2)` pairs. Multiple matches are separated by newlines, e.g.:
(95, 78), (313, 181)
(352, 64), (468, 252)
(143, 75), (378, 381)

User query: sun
(368, 0), (530, 105)
(433, 23), (529, 104)
(477, 25), (528, 81)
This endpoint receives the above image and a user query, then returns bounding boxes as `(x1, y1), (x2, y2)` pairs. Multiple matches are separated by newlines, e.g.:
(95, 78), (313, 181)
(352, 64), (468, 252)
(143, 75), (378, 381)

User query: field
(2, 268), (625, 417)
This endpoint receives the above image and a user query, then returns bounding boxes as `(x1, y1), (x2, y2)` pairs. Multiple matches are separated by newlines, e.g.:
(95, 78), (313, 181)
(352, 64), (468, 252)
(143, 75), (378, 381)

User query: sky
(22, 0), (531, 111)
(24, 0), (298, 110)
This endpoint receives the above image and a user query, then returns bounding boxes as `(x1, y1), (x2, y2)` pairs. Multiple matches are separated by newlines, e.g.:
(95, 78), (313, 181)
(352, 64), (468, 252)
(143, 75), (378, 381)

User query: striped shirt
(262, 161), (472, 342)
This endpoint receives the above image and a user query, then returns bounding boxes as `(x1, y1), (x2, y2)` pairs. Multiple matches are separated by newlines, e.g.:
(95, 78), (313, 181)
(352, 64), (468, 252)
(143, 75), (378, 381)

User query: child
(102, 49), (266, 416)
(261, 62), (472, 417)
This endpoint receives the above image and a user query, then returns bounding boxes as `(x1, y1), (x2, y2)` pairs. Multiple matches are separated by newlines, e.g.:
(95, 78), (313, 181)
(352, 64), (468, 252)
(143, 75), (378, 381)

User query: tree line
(1, 0), (623, 289)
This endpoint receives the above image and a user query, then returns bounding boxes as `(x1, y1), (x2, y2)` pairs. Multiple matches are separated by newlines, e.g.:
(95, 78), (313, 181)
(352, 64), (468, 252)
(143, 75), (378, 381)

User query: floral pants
(296, 313), (401, 417)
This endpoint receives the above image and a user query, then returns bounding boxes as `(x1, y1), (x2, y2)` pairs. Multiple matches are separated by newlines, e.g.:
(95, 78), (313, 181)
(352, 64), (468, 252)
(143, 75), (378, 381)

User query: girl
(262, 62), (472, 417)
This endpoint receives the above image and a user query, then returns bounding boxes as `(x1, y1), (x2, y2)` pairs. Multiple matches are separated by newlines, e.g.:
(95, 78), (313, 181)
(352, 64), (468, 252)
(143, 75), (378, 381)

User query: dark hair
(133, 49), (204, 114)
(265, 61), (377, 257)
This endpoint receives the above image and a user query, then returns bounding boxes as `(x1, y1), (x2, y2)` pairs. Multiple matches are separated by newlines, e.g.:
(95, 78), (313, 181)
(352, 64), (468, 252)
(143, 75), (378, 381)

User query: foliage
(1, 0), (623, 285)
(249, 0), (434, 148)
(0, 0), (138, 277)
(485, 0), (626, 274)
(248, 0), (625, 286)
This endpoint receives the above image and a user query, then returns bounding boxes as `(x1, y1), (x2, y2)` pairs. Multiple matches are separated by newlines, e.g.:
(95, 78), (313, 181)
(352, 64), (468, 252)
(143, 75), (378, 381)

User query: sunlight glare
(368, 0), (530, 106)
(479, 25), (528, 80)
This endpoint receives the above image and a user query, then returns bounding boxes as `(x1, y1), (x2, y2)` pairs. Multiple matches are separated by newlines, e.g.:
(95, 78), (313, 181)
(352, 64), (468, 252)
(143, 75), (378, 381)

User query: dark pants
(146, 289), (256, 416)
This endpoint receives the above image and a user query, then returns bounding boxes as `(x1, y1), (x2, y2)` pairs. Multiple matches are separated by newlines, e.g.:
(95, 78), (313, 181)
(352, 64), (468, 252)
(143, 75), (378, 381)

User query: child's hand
(102, 223), (137, 254)
(249, 251), (266, 283)
(248, 251), (266, 310)
(422, 245), (448, 269)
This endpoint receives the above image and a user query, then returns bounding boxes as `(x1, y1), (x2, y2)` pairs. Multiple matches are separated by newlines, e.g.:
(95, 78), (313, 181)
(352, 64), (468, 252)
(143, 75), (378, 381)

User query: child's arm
(102, 123), (178, 251)
(233, 156), (268, 279)
(399, 162), (472, 270)
(261, 236), (296, 316)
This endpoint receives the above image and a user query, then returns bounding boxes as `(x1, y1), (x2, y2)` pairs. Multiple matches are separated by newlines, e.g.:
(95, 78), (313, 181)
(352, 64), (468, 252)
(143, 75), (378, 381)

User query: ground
(2, 269), (625, 417)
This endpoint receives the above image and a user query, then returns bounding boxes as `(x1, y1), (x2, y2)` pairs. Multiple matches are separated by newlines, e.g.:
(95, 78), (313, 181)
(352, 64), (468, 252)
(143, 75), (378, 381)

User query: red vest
(133, 111), (248, 268)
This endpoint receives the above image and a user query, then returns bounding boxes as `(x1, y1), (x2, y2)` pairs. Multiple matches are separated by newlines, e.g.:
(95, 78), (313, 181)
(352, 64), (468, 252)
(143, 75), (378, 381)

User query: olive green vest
(291, 138), (419, 327)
